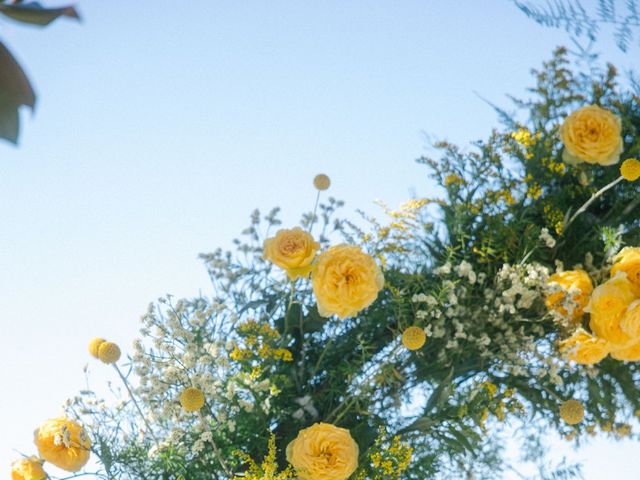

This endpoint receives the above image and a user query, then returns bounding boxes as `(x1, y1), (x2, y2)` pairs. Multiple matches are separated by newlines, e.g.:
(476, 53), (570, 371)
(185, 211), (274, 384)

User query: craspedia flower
(34, 417), (91, 472)
(620, 158), (640, 181)
(312, 244), (384, 319)
(179, 387), (205, 412)
(88, 337), (106, 358)
(286, 422), (359, 480)
(313, 173), (331, 191)
(560, 105), (623, 166)
(264, 227), (320, 280)
(402, 326), (426, 351)
(11, 457), (46, 480)
(97, 341), (121, 364)
(558, 329), (611, 365)
(559, 399), (585, 425)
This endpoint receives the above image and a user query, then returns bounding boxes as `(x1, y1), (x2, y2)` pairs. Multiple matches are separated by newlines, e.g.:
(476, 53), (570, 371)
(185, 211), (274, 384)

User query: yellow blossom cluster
(88, 337), (121, 364)
(230, 319), (293, 363)
(553, 247), (640, 364)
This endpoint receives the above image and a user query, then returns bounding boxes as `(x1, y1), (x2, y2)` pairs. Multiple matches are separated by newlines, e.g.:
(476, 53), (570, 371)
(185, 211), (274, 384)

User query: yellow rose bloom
(610, 339), (640, 361)
(611, 247), (640, 296)
(558, 328), (611, 365)
(545, 270), (593, 320)
(34, 417), (91, 472)
(587, 273), (637, 346)
(620, 158), (640, 181)
(11, 457), (46, 480)
(312, 244), (384, 319)
(264, 227), (320, 280)
(560, 105), (623, 166)
(620, 300), (640, 338)
(286, 422), (359, 480)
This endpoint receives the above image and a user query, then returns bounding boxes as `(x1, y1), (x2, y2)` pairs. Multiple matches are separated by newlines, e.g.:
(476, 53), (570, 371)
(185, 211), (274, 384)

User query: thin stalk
(197, 411), (232, 477)
(112, 364), (160, 446)
(563, 176), (623, 232)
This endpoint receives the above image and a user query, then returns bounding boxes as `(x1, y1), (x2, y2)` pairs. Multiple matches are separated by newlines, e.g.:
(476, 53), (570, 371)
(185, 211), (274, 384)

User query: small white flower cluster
(539, 228), (556, 248)
(412, 260), (565, 384)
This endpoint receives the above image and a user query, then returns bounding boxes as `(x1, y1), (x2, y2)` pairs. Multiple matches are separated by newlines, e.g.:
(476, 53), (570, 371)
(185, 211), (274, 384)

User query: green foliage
(62, 49), (640, 480)
(514, 0), (640, 52)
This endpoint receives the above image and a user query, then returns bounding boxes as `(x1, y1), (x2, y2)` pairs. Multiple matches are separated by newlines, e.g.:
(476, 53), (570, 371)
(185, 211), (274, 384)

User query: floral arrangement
(11, 48), (640, 480)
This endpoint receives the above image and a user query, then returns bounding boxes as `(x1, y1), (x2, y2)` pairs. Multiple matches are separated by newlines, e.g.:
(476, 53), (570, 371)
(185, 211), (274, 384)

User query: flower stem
(197, 411), (232, 477)
(112, 364), (160, 446)
(563, 176), (623, 232)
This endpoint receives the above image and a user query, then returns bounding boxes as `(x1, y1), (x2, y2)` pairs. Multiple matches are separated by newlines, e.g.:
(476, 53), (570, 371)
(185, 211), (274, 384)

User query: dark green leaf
(0, 41), (35, 144)
(0, 2), (79, 26)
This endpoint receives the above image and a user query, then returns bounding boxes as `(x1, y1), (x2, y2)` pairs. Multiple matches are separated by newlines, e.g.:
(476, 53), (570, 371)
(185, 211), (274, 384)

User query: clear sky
(0, 0), (637, 478)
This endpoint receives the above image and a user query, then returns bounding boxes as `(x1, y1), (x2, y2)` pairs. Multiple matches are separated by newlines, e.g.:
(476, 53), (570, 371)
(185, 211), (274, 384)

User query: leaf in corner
(0, 2), (80, 26)
(0, 41), (36, 144)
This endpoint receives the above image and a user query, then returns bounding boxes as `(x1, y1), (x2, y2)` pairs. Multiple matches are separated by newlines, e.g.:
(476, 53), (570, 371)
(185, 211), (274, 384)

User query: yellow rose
(560, 105), (623, 166)
(587, 273), (637, 346)
(545, 270), (593, 320)
(611, 247), (640, 295)
(312, 244), (384, 319)
(34, 417), (91, 472)
(620, 300), (640, 338)
(264, 227), (320, 280)
(286, 422), (359, 480)
(559, 328), (611, 365)
(610, 339), (640, 361)
(11, 457), (46, 480)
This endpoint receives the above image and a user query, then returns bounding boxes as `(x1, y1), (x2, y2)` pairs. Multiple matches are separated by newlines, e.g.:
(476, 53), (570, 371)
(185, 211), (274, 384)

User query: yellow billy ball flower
(587, 273), (637, 346)
(560, 105), (623, 166)
(312, 244), (384, 319)
(179, 387), (205, 412)
(286, 422), (359, 480)
(97, 341), (121, 364)
(264, 227), (320, 280)
(88, 337), (106, 358)
(558, 329), (610, 365)
(402, 326), (426, 351)
(313, 173), (331, 191)
(11, 457), (46, 480)
(559, 399), (585, 425)
(34, 417), (91, 472)
(620, 158), (640, 181)
(610, 340), (640, 362)
(611, 247), (640, 296)
(545, 270), (593, 320)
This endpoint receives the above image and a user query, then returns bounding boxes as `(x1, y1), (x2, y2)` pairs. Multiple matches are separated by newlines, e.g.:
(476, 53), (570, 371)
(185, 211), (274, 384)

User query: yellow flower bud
(263, 227), (320, 280)
(98, 341), (121, 364)
(401, 326), (426, 351)
(180, 387), (205, 412)
(559, 399), (585, 425)
(313, 174), (331, 191)
(88, 337), (106, 359)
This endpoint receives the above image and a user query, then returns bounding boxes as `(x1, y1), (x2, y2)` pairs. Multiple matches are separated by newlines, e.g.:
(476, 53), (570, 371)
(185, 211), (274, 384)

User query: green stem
(112, 365), (160, 446)
(563, 176), (623, 232)
(197, 411), (232, 477)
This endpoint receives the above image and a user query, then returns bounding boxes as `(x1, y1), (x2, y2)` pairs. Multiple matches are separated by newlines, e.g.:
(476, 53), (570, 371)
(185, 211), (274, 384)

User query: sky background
(0, 0), (638, 478)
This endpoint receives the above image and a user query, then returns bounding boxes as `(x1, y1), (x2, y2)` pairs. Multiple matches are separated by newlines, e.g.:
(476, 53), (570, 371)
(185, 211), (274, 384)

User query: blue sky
(0, 0), (637, 478)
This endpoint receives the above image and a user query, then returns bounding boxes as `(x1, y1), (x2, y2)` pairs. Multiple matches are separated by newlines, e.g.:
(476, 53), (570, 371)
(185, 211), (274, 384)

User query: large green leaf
(0, 41), (35, 144)
(0, 2), (79, 26)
